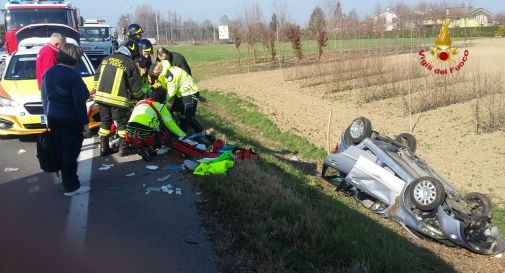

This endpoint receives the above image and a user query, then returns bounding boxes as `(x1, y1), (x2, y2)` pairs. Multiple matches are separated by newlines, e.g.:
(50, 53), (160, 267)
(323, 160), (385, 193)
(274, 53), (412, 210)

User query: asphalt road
(0, 135), (219, 273)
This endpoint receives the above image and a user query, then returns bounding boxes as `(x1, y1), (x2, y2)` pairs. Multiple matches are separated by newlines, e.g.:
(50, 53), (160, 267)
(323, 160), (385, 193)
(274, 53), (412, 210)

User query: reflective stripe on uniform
(111, 69), (124, 96)
(95, 65), (105, 90)
(95, 91), (130, 108)
(117, 130), (127, 138)
(98, 128), (111, 136)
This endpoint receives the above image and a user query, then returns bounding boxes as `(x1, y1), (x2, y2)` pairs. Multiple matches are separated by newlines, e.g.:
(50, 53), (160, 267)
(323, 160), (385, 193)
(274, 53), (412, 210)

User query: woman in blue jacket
(41, 43), (91, 197)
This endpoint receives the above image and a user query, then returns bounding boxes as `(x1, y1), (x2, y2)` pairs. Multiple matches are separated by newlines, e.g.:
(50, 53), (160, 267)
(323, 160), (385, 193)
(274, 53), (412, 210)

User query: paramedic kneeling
(126, 86), (186, 160)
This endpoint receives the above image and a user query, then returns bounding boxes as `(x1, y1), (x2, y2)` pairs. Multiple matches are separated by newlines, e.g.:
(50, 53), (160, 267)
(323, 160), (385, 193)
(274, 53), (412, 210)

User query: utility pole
(155, 12), (160, 45)
(164, 21), (168, 45)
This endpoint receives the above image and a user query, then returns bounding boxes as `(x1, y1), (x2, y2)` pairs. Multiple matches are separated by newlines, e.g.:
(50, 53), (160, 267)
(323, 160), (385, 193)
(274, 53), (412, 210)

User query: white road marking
(64, 137), (95, 251)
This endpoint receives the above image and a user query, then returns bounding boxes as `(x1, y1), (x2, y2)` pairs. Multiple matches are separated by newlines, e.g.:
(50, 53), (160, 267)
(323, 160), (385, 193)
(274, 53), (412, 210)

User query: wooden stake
(326, 111), (332, 155)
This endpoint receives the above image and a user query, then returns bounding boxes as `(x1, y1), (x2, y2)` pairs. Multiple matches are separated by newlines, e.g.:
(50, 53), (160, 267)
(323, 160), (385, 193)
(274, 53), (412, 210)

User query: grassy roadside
(195, 90), (458, 273)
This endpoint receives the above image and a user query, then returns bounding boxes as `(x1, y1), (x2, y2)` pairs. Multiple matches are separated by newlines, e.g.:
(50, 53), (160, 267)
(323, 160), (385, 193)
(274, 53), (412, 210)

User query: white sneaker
(64, 185), (91, 197)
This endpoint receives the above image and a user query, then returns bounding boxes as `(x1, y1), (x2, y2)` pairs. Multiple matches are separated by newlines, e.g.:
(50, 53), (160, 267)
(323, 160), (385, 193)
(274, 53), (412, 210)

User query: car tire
(395, 133), (417, 152)
(409, 177), (446, 211)
(348, 117), (372, 144)
(465, 192), (492, 218)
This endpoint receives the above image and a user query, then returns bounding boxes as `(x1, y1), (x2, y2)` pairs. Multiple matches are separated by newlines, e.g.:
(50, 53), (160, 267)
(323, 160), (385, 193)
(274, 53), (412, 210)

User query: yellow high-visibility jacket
(157, 60), (199, 100)
(128, 99), (186, 138)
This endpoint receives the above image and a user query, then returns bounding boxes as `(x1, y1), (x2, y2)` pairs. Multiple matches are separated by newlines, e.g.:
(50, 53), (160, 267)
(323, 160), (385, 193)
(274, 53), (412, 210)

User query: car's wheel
(395, 133), (417, 152)
(465, 192), (492, 218)
(409, 177), (446, 211)
(348, 117), (372, 144)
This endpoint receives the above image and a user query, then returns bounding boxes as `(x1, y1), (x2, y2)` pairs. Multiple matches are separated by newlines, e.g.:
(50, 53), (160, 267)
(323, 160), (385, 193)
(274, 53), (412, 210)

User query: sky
(68, 0), (505, 27)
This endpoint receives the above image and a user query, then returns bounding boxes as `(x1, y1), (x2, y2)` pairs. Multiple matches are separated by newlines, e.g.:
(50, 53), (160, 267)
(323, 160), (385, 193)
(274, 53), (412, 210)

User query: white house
(371, 9), (398, 31)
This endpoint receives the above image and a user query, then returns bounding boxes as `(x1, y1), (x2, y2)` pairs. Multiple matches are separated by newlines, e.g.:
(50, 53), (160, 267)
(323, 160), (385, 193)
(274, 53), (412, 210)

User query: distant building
(420, 7), (493, 28)
(371, 8), (398, 31)
(371, 7), (493, 31)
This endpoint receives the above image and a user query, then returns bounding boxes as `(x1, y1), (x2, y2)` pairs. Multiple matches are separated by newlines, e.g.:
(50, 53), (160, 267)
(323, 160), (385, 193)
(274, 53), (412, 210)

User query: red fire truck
(3, 0), (82, 54)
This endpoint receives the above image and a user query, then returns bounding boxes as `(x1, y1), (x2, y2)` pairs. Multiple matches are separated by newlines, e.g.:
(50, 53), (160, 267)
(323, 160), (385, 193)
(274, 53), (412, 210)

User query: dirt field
(201, 38), (505, 207)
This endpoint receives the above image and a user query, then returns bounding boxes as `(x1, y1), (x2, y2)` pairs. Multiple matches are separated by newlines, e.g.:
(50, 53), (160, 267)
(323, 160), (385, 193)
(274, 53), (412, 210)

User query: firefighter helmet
(126, 23), (143, 40)
(138, 39), (153, 55)
(117, 40), (139, 59)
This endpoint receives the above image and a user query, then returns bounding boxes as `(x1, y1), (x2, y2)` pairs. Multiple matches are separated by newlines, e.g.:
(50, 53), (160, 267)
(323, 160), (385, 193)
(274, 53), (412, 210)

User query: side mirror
(78, 16), (84, 27)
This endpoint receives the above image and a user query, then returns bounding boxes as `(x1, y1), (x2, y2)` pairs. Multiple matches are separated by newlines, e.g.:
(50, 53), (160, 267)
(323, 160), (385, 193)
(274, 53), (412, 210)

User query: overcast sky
(70, 0), (505, 27)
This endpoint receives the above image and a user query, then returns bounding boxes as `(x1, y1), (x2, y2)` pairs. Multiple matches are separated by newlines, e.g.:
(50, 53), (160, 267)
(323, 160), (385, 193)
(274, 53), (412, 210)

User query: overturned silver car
(322, 117), (505, 255)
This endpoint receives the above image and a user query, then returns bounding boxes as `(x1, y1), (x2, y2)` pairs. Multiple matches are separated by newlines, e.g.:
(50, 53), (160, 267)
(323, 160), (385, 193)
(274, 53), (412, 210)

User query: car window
(4, 53), (93, 80)
(5, 55), (37, 80)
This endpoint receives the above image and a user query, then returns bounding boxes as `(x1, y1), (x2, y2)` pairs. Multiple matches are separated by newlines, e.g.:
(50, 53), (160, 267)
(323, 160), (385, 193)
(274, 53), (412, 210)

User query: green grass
(493, 208), (505, 233)
(156, 37), (468, 64)
(196, 91), (457, 273)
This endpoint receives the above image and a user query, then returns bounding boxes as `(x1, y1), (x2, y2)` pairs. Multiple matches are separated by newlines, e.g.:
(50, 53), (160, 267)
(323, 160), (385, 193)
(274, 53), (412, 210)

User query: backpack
(36, 130), (61, 173)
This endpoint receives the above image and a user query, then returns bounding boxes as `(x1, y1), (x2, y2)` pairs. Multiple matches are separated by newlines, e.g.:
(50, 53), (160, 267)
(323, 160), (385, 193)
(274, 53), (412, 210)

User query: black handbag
(36, 130), (60, 173)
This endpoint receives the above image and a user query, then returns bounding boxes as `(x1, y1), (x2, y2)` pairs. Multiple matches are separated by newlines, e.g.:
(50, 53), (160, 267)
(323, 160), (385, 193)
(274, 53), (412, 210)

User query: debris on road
(182, 160), (198, 171)
(99, 163), (114, 171)
(17, 149), (26, 154)
(125, 172), (136, 177)
(176, 188), (182, 195)
(4, 167), (20, 172)
(157, 174), (171, 182)
(161, 184), (173, 194)
(494, 253), (503, 259)
(163, 165), (182, 171)
(157, 147), (171, 155)
(146, 165), (159, 171)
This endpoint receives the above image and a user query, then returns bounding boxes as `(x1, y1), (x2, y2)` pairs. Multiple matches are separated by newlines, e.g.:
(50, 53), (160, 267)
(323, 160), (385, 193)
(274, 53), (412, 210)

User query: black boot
(118, 138), (134, 157)
(100, 136), (113, 157)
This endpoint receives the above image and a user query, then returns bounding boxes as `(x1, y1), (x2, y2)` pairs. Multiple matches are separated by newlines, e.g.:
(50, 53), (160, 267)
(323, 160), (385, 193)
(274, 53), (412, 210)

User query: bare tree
(243, 1), (265, 61)
(233, 29), (242, 65)
(317, 31), (328, 60)
(285, 23), (303, 63)
(134, 5), (157, 38)
(267, 13), (278, 61)
(495, 12), (505, 25)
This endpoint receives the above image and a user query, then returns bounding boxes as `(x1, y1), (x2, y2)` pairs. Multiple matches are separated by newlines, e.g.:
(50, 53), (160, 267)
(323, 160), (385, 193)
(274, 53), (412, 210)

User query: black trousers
(172, 94), (203, 134)
(48, 117), (84, 192)
(98, 103), (129, 137)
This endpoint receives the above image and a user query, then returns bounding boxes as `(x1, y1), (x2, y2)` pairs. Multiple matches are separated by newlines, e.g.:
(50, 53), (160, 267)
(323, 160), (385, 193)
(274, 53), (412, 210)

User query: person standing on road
(41, 43), (90, 197)
(36, 33), (66, 90)
(94, 41), (144, 157)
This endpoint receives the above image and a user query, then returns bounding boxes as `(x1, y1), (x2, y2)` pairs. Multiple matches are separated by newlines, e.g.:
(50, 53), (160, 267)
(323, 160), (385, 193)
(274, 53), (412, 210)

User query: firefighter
(95, 40), (143, 157)
(150, 61), (204, 134)
(125, 23), (143, 43)
(138, 38), (153, 69)
(126, 86), (186, 161)
(137, 39), (154, 97)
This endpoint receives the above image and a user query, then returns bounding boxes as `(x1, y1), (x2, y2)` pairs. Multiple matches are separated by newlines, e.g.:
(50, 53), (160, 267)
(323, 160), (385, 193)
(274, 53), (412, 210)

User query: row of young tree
(117, 1), (505, 61)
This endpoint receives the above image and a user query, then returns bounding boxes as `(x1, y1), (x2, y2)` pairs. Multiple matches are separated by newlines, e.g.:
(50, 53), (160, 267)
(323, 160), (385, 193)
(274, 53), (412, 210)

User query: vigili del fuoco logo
(418, 20), (469, 75)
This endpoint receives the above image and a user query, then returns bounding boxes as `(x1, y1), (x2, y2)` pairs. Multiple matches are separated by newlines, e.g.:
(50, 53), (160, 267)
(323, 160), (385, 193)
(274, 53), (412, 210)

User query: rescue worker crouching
(126, 86), (186, 161)
(150, 61), (204, 134)
(94, 41), (144, 157)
